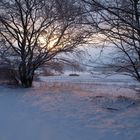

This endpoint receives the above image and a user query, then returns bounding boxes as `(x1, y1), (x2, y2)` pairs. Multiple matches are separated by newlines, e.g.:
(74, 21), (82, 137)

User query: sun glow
(38, 36), (59, 50)
(39, 36), (46, 45)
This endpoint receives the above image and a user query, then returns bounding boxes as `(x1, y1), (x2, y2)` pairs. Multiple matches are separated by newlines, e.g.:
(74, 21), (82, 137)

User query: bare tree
(81, 0), (140, 81)
(0, 0), (89, 87)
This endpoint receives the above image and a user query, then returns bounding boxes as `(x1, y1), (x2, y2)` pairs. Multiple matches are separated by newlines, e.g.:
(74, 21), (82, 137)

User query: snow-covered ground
(39, 72), (140, 89)
(0, 73), (140, 140)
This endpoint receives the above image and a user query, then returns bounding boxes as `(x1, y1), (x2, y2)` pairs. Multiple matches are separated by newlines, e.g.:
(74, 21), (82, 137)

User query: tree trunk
(20, 75), (33, 88)
(19, 64), (34, 88)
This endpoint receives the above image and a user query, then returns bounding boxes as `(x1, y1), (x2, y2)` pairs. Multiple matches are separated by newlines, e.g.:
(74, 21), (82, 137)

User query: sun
(38, 36), (46, 45)
(38, 35), (62, 50)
